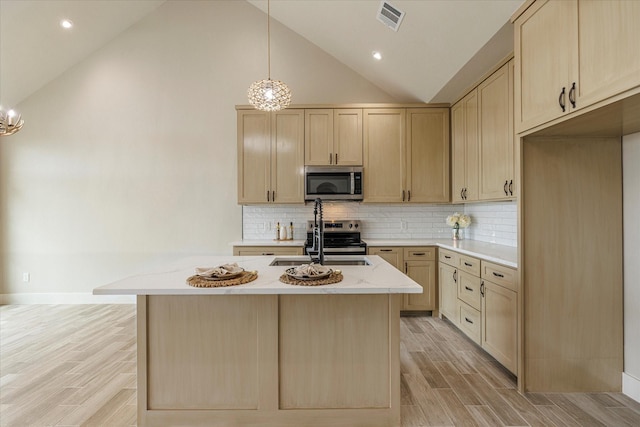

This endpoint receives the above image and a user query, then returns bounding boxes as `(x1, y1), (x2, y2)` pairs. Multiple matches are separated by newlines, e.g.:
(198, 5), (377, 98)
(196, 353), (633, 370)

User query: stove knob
(355, 223), (359, 229)
(349, 223), (353, 229)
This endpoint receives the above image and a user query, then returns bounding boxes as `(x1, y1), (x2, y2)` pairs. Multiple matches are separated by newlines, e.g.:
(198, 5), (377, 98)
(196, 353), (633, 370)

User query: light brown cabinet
(304, 109), (363, 166)
(478, 61), (515, 200)
(438, 248), (518, 374)
(453, 60), (515, 203)
(368, 246), (437, 312)
(514, 0), (640, 133)
(451, 90), (479, 202)
(481, 261), (518, 374)
(364, 108), (449, 203)
(233, 246), (304, 256)
(403, 248), (437, 312)
(438, 261), (458, 326)
(237, 109), (305, 204)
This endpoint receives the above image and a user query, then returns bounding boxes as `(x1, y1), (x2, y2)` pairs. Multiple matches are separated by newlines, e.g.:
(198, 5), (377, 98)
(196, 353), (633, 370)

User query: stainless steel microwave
(304, 166), (363, 201)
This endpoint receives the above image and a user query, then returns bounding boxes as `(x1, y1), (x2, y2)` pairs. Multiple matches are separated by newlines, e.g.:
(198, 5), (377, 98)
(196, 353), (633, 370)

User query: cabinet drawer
(458, 301), (481, 345)
(457, 271), (481, 311)
(458, 254), (480, 276)
(439, 248), (459, 266)
(404, 247), (435, 261)
(233, 246), (303, 256)
(481, 261), (517, 291)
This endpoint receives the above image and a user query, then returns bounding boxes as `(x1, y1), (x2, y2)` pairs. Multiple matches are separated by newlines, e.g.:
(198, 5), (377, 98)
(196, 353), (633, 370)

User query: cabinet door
(406, 108), (450, 203)
(478, 62), (514, 200)
(514, 0), (577, 132)
(481, 280), (517, 374)
(404, 260), (436, 311)
(238, 110), (271, 204)
(457, 271), (481, 311)
(439, 263), (458, 324)
(272, 110), (305, 203)
(368, 247), (402, 270)
(451, 90), (478, 202)
(576, 0), (640, 109)
(363, 109), (405, 203)
(451, 101), (466, 203)
(304, 109), (333, 165)
(333, 109), (363, 166)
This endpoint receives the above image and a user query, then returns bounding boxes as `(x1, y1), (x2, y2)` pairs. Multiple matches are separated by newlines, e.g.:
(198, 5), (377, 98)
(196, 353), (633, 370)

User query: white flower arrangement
(446, 212), (471, 229)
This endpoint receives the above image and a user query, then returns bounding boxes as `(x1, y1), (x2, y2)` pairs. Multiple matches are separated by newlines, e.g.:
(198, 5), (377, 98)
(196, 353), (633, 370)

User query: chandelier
(247, 0), (291, 112)
(0, 107), (24, 136)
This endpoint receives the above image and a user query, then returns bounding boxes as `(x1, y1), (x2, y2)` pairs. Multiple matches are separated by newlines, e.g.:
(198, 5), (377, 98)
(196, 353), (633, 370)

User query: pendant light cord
(267, 0), (271, 80)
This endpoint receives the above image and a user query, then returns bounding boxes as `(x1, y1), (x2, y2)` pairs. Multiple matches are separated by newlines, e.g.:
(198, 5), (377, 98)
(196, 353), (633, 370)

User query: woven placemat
(279, 271), (343, 286)
(187, 271), (258, 288)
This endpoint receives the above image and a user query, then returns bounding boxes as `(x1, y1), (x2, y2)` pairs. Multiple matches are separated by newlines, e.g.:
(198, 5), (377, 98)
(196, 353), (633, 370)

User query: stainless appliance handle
(350, 172), (355, 195)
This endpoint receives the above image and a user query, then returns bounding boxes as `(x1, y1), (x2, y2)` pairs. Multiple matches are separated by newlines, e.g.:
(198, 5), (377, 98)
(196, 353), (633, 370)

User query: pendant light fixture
(247, 0), (291, 112)
(0, 106), (24, 137)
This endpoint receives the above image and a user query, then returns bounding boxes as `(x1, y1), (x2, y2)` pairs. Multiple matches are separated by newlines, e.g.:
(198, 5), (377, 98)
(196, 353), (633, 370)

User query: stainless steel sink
(269, 256), (372, 266)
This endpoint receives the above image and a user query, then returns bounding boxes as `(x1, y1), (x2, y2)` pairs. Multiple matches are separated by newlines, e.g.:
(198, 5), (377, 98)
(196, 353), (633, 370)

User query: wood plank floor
(1, 304), (640, 426)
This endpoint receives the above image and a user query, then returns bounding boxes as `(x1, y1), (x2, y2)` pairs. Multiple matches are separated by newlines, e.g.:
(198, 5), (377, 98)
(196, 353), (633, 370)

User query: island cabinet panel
(144, 296), (270, 410)
(279, 294), (392, 409)
(137, 293), (402, 427)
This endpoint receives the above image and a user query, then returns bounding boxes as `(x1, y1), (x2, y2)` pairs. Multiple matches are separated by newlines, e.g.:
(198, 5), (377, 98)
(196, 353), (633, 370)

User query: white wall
(0, 0), (396, 297)
(623, 131), (640, 401)
(242, 201), (518, 246)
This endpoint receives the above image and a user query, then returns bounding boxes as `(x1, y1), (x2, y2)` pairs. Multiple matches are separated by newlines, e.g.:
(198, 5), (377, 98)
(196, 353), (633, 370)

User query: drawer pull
(380, 249), (392, 252)
(492, 272), (505, 278)
(261, 252), (275, 255)
(465, 286), (473, 292)
(413, 252), (425, 256)
(464, 262), (473, 267)
(465, 317), (474, 324)
(444, 255), (451, 259)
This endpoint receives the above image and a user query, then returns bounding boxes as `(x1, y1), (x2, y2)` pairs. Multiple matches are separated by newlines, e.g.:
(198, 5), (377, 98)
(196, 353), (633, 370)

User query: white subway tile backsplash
(242, 200), (517, 247)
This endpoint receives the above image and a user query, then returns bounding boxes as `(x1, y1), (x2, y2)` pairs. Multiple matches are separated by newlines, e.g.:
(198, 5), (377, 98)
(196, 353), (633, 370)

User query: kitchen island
(94, 255), (422, 427)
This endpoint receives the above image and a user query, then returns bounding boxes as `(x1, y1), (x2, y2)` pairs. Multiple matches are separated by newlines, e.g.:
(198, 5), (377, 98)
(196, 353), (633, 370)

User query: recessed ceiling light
(60, 19), (73, 29)
(372, 51), (382, 60)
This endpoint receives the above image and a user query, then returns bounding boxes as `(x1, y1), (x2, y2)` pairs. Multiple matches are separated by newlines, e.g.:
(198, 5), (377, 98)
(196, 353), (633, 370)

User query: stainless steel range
(304, 220), (367, 256)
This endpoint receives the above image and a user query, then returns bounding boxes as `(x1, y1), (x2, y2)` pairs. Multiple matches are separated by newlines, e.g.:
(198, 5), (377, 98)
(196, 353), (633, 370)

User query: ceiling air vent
(377, 1), (405, 32)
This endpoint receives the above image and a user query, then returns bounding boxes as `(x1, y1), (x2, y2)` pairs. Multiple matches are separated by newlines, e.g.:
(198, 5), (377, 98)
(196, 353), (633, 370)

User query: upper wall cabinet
(305, 109), (363, 166)
(451, 90), (479, 203)
(363, 108), (449, 203)
(237, 109), (305, 204)
(453, 61), (515, 203)
(514, 0), (640, 133)
(478, 60), (515, 200)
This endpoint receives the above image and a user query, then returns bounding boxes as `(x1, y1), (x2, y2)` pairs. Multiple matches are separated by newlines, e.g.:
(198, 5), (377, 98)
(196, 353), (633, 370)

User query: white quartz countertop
(365, 239), (517, 268)
(93, 255), (422, 296)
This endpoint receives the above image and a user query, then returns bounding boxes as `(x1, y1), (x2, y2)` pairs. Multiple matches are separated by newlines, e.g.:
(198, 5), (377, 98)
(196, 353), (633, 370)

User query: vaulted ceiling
(0, 0), (524, 108)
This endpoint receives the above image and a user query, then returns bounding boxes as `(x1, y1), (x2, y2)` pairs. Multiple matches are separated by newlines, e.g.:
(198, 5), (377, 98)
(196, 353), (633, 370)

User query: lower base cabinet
(368, 246), (436, 313)
(439, 248), (518, 375)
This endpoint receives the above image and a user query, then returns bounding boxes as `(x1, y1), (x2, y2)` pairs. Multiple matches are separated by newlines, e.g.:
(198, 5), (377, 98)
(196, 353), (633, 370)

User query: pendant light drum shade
(248, 78), (291, 112)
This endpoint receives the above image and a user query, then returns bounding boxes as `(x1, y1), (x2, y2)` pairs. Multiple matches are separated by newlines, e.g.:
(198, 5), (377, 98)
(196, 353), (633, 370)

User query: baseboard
(623, 372), (640, 403)
(0, 293), (135, 305)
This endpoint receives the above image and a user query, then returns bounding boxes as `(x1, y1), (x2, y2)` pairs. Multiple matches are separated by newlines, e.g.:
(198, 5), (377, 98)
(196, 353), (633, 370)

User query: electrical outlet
(23, 272), (30, 282)
(400, 220), (407, 230)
